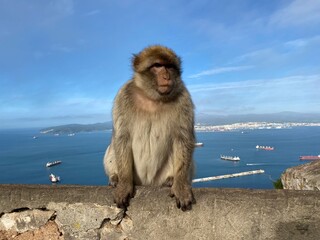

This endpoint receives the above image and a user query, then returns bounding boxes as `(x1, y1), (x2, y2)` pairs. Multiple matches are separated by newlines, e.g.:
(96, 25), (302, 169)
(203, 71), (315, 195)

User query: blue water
(0, 127), (319, 189)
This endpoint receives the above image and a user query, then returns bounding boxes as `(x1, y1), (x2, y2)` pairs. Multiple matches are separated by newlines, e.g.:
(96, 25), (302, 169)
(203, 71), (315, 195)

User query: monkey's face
(137, 60), (182, 101)
(150, 62), (177, 95)
(133, 45), (184, 101)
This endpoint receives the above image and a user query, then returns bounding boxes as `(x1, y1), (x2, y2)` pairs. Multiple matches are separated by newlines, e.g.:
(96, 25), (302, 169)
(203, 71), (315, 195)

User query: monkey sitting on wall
(103, 45), (195, 211)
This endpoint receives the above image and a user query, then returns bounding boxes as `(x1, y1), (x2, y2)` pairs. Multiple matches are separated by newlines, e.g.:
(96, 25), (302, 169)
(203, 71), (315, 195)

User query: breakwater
(192, 169), (265, 183)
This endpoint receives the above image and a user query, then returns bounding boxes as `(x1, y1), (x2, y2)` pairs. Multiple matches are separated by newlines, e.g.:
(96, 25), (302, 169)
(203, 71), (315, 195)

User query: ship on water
(256, 145), (274, 151)
(49, 173), (60, 183)
(220, 155), (240, 161)
(299, 155), (320, 161)
(195, 142), (204, 147)
(46, 160), (62, 168)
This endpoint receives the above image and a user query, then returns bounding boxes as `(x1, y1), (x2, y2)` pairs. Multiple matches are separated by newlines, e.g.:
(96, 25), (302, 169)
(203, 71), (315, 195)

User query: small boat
(299, 155), (320, 161)
(256, 145), (274, 151)
(68, 133), (75, 136)
(195, 142), (204, 147)
(46, 160), (62, 168)
(220, 155), (240, 161)
(49, 174), (60, 183)
(32, 136), (38, 139)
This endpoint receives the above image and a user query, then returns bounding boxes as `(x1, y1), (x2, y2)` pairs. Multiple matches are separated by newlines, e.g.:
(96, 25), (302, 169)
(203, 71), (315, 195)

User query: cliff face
(281, 160), (320, 190)
(1, 185), (320, 240)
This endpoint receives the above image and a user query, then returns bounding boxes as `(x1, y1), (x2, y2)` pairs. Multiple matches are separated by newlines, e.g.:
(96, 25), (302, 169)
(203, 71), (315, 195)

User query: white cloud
(270, 0), (320, 27)
(189, 74), (320, 115)
(231, 35), (320, 66)
(285, 35), (320, 49)
(232, 49), (273, 64)
(188, 74), (320, 93)
(49, 0), (74, 17)
(188, 66), (253, 79)
(51, 44), (73, 53)
(285, 39), (308, 48)
(84, 10), (101, 16)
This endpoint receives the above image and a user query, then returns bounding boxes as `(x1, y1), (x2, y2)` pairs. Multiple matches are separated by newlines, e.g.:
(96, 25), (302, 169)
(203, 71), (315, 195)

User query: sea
(0, 127), (319, 189)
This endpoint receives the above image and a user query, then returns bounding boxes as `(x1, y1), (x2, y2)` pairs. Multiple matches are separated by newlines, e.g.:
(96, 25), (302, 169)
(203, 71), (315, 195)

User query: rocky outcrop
(281, 160), (320, 190)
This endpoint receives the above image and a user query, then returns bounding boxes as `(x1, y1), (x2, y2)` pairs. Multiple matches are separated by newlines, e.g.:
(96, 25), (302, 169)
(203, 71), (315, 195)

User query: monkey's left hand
(113, 183), (134, 209)
(170, 184), (196, 211)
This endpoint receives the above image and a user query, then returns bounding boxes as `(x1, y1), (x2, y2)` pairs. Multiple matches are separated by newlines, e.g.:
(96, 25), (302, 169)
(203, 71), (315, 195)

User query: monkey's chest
(131, 118), (174, 185)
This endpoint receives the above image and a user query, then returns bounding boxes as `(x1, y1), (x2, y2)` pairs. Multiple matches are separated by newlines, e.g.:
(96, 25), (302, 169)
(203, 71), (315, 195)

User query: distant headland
(40, 122), (113, 135)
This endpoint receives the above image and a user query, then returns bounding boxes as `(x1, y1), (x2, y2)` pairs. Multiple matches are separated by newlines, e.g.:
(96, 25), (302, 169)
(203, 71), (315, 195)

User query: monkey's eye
(166, 64), (175, 69)
(152, 63), (164, 68)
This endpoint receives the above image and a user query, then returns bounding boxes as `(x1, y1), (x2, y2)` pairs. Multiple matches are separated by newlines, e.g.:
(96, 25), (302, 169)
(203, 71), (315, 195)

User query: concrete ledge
(1, 185), (320, 239)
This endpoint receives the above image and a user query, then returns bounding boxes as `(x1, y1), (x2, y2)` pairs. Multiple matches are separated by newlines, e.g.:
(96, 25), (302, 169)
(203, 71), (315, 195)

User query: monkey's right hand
(170, 184), (196, 211)
(113, 183), (134, 209)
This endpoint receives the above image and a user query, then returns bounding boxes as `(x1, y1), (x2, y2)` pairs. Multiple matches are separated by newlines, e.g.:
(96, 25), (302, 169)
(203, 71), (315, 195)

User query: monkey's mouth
(157, 85), (172, 94)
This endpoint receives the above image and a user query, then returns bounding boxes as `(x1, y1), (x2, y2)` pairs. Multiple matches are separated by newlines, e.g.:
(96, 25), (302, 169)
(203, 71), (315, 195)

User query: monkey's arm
(170, 131), (195, 211)
(170, 95), (196, 211)
(112, 89), (135, 208)
(112, 129), (134, 208)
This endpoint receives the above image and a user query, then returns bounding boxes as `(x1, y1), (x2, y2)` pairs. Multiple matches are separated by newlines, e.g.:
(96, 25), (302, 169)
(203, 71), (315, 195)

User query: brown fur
(103, 45), (195, 211)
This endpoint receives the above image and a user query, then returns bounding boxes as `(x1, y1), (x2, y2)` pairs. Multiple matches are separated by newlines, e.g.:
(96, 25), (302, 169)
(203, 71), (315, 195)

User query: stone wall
(281, 160), (320, 190)
(1, 185), (320, 240)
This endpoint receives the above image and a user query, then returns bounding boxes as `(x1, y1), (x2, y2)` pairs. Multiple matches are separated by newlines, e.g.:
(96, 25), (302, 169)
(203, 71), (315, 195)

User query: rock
(0, 221), (63, 240)
(47, 202), (125, 240)
(281, 160), (320, 190)
(0, 209), (55, 233)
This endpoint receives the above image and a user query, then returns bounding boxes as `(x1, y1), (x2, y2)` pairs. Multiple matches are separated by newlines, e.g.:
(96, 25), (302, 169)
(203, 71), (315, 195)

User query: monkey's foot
(113, 183), (134, 209)
(170, 184), (195, 211)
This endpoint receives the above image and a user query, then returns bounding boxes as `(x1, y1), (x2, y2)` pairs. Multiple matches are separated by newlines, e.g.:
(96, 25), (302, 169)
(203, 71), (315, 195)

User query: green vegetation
(273, 178), (283, 189)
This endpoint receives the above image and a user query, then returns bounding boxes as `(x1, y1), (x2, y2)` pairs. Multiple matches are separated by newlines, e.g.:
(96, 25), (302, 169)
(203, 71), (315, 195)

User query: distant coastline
(40, 122), (113, 135)
(39, 121), (320, 135)
(195, 122), (320, 132)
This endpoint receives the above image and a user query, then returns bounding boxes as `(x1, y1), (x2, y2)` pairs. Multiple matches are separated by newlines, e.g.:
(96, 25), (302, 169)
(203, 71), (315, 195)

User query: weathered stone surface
(0, 185), (320, 240)
(47, 202), (124, 240)
(125, 188), (320, 240)
(0, 185), (115, 213)
(0, 209), (55, 233)
(99, 214), (133, 240)
(0, 221), (63, 240)
(281, 160), (320, 190)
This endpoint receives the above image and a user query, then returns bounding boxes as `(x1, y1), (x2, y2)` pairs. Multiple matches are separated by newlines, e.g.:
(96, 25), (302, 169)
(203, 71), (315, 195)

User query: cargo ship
(256, 145), (274, 151)
(299, 155), (320, 161)
(220, 155), (240, 161)
(46, 160), (62, 167)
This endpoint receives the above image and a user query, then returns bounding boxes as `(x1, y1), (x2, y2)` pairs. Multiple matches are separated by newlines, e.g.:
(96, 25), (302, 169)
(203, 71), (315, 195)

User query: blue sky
(1, 0), (319, 128)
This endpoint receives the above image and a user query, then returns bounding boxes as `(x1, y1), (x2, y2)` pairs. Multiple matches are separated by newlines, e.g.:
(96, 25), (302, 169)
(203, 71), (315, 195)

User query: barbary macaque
(104, 45), (195, 211)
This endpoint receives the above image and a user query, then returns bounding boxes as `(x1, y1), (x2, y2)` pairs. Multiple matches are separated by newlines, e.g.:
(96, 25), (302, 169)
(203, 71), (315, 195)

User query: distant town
(194, 122), (320, 132)
(40, 121), (320, 135)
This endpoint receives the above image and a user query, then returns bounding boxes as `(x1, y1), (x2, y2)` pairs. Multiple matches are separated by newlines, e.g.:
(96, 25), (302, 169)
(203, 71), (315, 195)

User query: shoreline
(195, 122), (320, 132)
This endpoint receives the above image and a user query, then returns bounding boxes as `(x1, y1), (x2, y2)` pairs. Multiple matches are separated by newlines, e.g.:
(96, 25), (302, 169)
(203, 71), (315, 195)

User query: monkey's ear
(132, 54), (140, 72)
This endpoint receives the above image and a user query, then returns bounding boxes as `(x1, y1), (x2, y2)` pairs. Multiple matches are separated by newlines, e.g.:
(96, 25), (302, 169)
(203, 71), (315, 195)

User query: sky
(0, 0), (320, 128)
